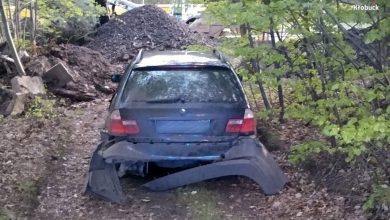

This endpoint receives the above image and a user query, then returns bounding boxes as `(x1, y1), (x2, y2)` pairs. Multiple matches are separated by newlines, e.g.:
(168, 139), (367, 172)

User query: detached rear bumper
(84, 138), (288, 204)
(102, 141), (231, 163)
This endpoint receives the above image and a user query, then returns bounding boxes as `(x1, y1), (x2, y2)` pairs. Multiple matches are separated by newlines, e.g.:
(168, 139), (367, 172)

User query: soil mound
(48, 44), (122, 99)
(24, 44), (122, 101)
(87, 5), (203, 62)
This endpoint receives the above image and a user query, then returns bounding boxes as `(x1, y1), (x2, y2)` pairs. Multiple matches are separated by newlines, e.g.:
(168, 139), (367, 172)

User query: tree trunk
(5, 0), (14, 37)
(95, 0), (109, 25)
(0, 0), (25, 75)
(246, 23), (272, 110)
(256, 80), (272, 110)
(269, 17), (285, 123)
(249, 83), (260, 110)
(30, 0), (37, 55)
(239, 24), (247, 36)
(14, 0), (20, 40)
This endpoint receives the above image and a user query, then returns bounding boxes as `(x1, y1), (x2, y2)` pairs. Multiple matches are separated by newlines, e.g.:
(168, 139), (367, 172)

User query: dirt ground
(0, 97), (367, 220)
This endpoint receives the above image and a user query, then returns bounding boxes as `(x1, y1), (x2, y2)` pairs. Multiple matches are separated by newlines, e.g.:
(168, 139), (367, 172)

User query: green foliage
(289, 141), (330, 165)
(18, 178), (38, 195)
(177, 187), (223, 220)
(364, 1), (390, 44)
(256, 109), (274, 121)
(204, 0), (389, 168)
(0, 212), (11, 220)
(37, 0), (105, 42)
(14, 38), (32, 51)
(287, 67), (390, 162)
(205, 4), (389, 216)
(364, 184), (390, 212)
(26, 96), (55, 119)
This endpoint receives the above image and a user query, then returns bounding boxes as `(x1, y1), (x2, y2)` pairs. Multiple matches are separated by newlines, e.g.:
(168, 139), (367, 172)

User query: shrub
(37, 0), (105, 43)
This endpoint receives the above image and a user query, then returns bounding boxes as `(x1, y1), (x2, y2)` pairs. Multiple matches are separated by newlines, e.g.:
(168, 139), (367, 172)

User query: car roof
(133, 51), (230, 68)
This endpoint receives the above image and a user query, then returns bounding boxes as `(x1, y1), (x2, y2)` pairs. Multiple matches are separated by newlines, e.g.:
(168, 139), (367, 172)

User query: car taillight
(225, 109), (256, 135)
(106, 110), (139, 135)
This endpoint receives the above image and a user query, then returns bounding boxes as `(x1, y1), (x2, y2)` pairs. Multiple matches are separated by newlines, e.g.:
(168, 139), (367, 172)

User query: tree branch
(323, 7), (381, 71)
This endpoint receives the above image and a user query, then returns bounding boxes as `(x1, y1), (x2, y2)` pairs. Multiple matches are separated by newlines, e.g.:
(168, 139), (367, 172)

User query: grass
(26, 96), (56, 119)
(17, 178), (38, 196)
(0, 212), (12, 220)
(177, 186), (224, 220)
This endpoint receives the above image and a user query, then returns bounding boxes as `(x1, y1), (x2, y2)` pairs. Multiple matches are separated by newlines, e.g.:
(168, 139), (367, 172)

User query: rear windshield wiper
(146, 96), (185, 104)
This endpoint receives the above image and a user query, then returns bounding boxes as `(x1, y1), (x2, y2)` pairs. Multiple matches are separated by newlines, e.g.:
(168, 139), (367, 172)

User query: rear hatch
(112, 66), (251, 141)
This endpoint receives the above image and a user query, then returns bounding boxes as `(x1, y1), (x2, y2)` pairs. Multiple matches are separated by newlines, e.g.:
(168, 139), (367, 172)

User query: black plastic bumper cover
(84, 142), (125, 204)
(84, 138), (287, 203)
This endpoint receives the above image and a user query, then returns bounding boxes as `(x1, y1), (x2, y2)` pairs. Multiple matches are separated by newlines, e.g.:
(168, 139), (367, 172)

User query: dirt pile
(25, 44), (122, 101)
(87, 5), (208, 62)
(1, 6), (213, 107)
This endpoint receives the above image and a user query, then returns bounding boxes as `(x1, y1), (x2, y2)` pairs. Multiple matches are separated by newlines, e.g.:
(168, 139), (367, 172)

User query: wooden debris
(51, 88), (96, 102)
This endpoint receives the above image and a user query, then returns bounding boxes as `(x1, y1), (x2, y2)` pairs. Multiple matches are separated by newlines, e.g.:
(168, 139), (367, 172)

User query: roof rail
(212, 49), (227, 63)
(134, 49), (144, 64)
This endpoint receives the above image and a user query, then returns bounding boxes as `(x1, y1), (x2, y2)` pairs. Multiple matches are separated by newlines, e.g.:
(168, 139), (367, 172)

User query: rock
(336, 196), (345, 206)
(11, 76), (46, 95)
(5, 133), (14, 140)
(295, 193), (303, 199)
(43, 62), (75, 87)
(25, 56), (51, 76)
(382, 203), (389, 211)
(0, 88), (14, 115)
(0, 89), (31, 116)
(50, 47), (62, 57)
(19, 50), (31, 63)
(65, 81), (78, 90)
(121, 53), (130, 61)
(5, 92), (30, 116)
(151, 205), (161, 209)
(272, 201), (281, 210)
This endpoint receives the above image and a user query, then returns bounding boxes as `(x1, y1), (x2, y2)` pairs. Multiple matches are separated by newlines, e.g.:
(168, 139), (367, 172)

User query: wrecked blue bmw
(84, 50), (287, 203)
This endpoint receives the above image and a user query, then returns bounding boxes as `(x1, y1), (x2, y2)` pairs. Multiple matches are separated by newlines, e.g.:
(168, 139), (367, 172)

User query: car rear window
(121, 67), (245, 104)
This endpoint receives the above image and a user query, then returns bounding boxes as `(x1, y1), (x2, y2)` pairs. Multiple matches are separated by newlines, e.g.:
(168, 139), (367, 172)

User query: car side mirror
(111, 74), (122, 83)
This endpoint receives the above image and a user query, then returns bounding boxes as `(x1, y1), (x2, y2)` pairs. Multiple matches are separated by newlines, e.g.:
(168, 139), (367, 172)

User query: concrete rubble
(5, 92), (29, 116)
(11, 76), (46, 95)
(42, 62), (75, 88)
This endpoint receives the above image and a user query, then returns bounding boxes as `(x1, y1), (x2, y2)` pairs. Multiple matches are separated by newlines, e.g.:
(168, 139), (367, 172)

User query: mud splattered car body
(85, 50), (287, 203)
